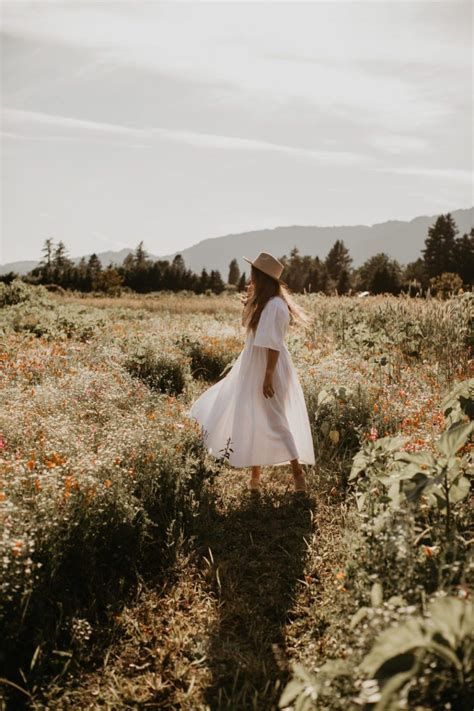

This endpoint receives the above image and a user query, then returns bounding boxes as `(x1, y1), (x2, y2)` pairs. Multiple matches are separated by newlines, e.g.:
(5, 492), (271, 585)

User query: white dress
(185, 296), (315, 468)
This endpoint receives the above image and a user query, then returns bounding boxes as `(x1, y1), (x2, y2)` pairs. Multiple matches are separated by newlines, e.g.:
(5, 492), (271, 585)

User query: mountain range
(1, 207), (472, 277)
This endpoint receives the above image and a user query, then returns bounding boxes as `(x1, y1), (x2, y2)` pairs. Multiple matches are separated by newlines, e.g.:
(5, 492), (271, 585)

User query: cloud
(373, 165), (473, 184)
(370, 133), (430, 154)
(2, 2), (470, 133)
(1, 107), (374, 166)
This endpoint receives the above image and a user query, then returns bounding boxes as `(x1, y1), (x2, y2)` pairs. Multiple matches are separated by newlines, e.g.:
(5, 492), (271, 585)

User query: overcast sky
(1, 0), (472, 264)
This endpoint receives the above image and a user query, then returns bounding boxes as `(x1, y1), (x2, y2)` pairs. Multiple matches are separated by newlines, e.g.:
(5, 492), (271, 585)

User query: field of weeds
(1, 280), (473, 710)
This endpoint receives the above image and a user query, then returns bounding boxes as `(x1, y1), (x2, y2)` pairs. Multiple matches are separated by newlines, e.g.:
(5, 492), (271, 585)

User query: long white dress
(185, 296), (315, 468)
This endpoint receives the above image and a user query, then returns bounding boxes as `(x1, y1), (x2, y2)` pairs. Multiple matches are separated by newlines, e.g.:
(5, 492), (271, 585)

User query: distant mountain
(0, 247), (158, 276)
(1, 208), (472, 277)
(159, 208), (473, 276)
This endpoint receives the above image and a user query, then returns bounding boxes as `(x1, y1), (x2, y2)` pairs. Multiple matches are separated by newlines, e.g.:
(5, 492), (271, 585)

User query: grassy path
(35, 468), (347, 710)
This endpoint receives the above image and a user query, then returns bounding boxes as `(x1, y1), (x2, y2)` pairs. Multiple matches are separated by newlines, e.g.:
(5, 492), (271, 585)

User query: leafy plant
(124, 344), (190, 395)
(175, 334), (239, 382)
(349, 422), (473, 529)
(442, 378), (474, 428)
(358, 595), (474, 710)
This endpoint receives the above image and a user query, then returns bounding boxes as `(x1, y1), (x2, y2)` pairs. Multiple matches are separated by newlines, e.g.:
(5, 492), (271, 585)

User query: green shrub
(176, 334), (240, 382)
(124, 343), (190, 395)
(0, 278), (51, 307)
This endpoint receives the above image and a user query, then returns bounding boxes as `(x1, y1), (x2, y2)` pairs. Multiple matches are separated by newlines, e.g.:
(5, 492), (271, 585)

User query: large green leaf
(448, 475), (471, 504)
(426, 597), (474, 649)
(436, 421), (474, 457)
(360, 618), (427, 676)
(394, 450), (435, 466)
(375, 668), (419, 711)
(279, 679), (305, 708)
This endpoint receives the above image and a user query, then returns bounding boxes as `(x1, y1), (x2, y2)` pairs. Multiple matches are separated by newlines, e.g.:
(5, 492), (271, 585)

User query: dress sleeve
(253, 299), (289, 351)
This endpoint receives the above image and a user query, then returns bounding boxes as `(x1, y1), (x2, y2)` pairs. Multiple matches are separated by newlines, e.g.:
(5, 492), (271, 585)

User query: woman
(185, 251), (315, 494)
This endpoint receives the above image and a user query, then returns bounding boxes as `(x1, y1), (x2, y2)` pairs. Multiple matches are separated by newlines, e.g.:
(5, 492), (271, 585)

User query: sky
(1, 0), (472, 264)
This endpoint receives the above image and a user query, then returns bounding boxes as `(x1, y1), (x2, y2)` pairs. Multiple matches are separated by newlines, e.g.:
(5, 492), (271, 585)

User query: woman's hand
(239, 281), (254, 305)
(263, 372), (275, 398)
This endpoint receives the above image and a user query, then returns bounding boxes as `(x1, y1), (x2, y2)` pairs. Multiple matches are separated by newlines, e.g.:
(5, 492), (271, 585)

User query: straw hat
(242, 252), (285, 282)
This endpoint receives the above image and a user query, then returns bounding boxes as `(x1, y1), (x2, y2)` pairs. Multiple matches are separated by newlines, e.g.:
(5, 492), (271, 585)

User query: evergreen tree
(325, 240), (352, 282)
(134, 241), (150, 268)
(403, 258), (429, 289)
(40, 238), (55, 271)
(75, 257), (88, 291)
(227, 258), (241, 285)
(422, 213), (458, 278)
(53, 241), (73, 270)
(198, 268), (210, 293)
(172, 254), (185, 272)
(209, 269), (225, 294)
(453, 229), (474, 285)
(123, 252), (135, 270)
(237, 271), (247, 292)
(51, 241), (74, 287)
(356, 253), (402, 294)
(337, 268), (351, 295)
(87, 253), (103, 291)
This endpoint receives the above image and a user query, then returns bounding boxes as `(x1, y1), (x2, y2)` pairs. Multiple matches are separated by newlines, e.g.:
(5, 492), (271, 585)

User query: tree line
(2, 212), (472, 296)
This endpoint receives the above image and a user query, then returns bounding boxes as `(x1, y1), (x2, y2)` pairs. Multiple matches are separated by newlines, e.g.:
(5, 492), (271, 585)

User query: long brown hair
(241, 264), (313, 333)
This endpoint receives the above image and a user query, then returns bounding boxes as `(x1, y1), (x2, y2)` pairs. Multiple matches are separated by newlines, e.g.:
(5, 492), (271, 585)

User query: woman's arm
(263, 348), (279, 398)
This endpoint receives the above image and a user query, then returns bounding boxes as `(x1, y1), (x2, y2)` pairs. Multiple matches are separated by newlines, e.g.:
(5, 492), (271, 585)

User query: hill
(1, 208), (472, 276)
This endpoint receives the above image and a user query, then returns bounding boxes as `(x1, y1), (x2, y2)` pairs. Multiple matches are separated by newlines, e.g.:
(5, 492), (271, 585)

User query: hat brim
(242, 256), (285, 283)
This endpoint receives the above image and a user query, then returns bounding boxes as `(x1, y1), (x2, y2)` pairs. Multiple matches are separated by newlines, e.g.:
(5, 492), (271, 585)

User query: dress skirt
(184, 296), (315, 468)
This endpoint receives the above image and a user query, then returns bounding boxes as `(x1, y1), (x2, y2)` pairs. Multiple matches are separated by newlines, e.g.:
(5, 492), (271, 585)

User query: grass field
(1, 282), (473, 710)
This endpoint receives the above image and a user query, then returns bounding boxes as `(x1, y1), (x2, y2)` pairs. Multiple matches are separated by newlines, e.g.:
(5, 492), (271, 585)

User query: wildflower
(368, 427), (378, 441)
(0, 435), (5, 449)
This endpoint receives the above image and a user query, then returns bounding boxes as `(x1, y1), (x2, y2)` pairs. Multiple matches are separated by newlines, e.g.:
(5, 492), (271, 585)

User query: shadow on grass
(194, 487), (316, 710)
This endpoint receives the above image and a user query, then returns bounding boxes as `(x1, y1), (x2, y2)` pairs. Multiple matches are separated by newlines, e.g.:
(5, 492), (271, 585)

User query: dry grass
(33, 468), (348, 710)
(3, 287), (471, 710)
(52, 291), (244, 315)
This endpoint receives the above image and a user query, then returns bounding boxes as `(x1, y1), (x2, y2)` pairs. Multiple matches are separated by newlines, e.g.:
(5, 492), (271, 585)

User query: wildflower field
(1, 280), (473, 710)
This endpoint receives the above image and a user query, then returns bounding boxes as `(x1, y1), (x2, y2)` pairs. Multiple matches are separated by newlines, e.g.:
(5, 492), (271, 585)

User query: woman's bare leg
(250, 465), (262, 489)
(290, 458), (306, 491)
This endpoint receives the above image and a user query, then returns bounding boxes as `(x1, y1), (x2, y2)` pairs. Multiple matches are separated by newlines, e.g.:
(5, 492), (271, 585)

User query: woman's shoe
(249, 477), (261, 492)
(292, 472), (307, 493)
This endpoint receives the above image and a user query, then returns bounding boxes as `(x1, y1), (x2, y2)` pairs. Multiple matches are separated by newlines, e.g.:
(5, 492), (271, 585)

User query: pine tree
(337, 268), (351, 295)
(199, 268), (210, 293)
(453, 229), (474, 285)
(356, 253), (402, 295)
(40, 238), (54, 270)
(422, 213), (458, 278)
(172, 254), (185, 272)
(51, 241), (74, 287)
(325, 240), (352, 282)
(87, 253), (102, 291)
(209, 269), (225, 294)
(237, 271), (247, 292)
(134, 241), (150, 268)
(227, 258), (241, 285)
(403, 258), (429, 292)
(53, 241), (73, 270)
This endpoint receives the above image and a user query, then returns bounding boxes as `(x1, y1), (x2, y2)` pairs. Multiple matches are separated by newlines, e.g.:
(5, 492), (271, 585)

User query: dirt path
(35, 468), (347, 710)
